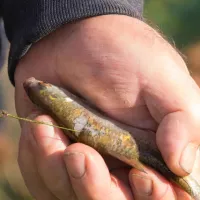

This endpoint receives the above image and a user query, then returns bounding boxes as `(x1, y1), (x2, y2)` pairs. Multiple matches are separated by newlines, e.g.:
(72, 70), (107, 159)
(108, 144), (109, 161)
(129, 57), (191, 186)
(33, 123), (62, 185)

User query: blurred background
(0, 1), (200, 199)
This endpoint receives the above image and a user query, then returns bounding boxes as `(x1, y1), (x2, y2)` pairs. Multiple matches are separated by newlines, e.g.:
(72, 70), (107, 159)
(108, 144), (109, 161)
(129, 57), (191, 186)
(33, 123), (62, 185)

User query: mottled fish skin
(24, 77), (200, 199)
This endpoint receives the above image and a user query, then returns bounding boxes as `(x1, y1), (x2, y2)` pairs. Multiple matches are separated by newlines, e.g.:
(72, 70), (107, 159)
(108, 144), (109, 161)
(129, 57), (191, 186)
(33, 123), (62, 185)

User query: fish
(23, 77), (200, 199)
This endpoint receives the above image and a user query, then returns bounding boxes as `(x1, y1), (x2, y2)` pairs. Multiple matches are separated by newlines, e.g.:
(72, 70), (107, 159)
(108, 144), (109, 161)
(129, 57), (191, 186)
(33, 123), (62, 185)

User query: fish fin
(133, 162), (147, 174)
(109, 152), (147, 174)
(121, 157), (147, 174)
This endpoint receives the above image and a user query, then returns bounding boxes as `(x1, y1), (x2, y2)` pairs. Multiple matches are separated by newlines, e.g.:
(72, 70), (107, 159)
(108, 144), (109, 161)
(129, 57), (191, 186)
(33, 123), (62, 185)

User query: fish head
(23, 77), (73, 111)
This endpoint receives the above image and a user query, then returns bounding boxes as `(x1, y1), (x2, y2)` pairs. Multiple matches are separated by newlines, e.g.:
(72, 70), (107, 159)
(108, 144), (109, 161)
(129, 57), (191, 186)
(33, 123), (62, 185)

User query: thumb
(157, 110), (200, 176)
(143, 63), (200, 176)
(64, 143), (132, 200)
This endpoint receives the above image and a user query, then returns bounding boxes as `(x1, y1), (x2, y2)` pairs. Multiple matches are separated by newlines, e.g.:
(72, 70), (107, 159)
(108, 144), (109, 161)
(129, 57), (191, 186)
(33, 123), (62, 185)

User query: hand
(14, 15), (200, 200)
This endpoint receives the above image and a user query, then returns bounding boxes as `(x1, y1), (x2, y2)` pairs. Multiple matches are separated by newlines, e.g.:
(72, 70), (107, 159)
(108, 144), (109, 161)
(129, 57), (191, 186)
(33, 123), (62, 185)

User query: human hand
(15, 15), (200, 199)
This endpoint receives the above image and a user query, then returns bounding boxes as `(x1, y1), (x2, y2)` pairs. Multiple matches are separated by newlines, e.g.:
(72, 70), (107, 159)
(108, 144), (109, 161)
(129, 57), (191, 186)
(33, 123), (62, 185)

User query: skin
(14, 15), (200, 200)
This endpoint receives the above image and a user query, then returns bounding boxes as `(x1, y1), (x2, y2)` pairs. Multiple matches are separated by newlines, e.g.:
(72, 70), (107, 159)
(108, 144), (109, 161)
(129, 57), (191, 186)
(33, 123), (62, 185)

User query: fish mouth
(23, 77), (51, 94)
(23, 77), (49, 104)
(23, 77), (53, 111)
(23, 77), (38, 96)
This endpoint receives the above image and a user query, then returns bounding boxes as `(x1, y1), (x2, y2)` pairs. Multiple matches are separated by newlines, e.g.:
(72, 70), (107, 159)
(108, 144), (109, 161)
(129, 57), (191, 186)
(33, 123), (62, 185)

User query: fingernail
(64, 152), (86, 179)
(130, 173), (153, 196)
(180, 143), (198, 174)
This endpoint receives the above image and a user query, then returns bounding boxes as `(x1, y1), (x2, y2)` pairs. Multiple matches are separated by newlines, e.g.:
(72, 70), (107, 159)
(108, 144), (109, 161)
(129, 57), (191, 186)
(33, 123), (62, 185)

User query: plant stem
(0, 110), (76, 132)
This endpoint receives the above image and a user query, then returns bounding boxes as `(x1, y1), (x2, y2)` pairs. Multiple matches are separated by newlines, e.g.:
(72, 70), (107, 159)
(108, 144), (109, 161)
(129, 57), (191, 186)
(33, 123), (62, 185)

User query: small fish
(24, 77), (200, 199)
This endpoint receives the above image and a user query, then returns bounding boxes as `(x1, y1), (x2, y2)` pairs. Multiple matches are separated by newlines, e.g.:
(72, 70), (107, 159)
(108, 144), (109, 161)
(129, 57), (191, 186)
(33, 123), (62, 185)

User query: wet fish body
(24, 77), (200, 199)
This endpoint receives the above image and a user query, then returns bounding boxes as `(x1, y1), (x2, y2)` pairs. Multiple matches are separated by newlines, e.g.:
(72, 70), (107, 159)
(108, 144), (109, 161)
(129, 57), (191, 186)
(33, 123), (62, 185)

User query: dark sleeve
(0, 3), (7, 70)
(1, 0), (144, 85)
(0, 19), (7, 70)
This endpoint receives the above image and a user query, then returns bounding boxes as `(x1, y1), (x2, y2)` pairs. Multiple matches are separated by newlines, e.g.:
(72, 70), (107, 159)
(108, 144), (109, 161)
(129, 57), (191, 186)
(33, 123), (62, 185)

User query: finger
(132, 21), (200, 177)
(64, 143), (134, 200)
(172, 147), (200, 200)
(129, 167), (177, 200)
(157, 111), (200, 176)
(18, 116), (58, 200)
(30, 114), (76, 200)
(143, 58), (200, 176)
